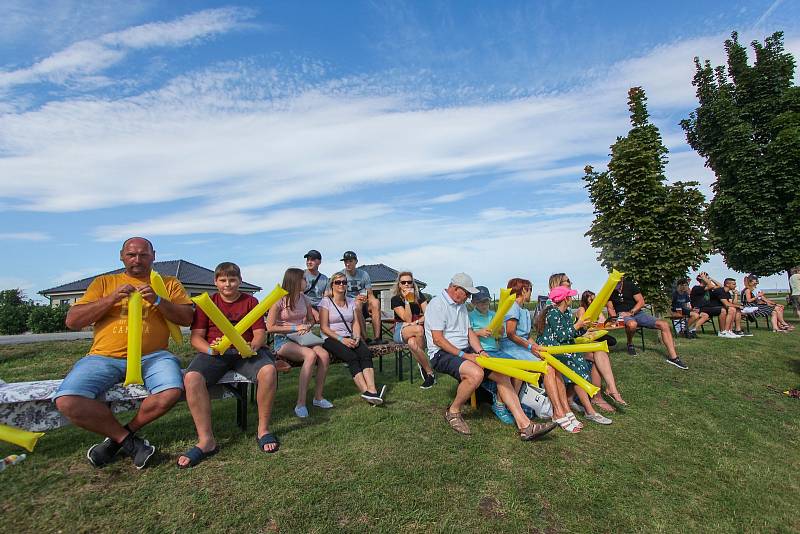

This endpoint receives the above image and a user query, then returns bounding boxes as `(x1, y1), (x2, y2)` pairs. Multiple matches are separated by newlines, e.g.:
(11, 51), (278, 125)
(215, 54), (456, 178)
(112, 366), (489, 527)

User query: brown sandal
(604, 390), (628, 407)
(591, 396), (616, 412)
(519, 421), (557, 441)
(444, 410), (471, 435)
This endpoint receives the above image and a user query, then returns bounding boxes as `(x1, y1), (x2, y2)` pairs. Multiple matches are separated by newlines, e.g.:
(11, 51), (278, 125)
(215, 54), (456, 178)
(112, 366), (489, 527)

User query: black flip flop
(177, 445), (219, 468)
(257, 433), (280, 454)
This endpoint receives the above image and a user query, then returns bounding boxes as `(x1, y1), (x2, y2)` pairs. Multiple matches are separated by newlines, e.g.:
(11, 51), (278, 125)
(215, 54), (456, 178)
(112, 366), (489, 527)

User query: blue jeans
(53, 350), (184, 400)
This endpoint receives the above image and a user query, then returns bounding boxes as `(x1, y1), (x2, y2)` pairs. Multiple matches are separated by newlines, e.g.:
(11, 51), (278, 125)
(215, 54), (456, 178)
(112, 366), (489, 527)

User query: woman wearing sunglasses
(319, 272), (385, 404)
(741, 275), (793, 332)
(391, 271), (436, 389)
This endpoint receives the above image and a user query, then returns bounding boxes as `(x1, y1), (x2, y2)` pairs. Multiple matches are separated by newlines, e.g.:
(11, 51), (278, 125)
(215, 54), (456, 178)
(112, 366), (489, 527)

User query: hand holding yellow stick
(478, 357), (548, 373)
(539, 351), (600, 397)
(123, 291), (144, 386)
(476, 356), (543, 384)
(575, 329), (608, 344)
(0, 424), (45, 452)
(150, 270), (183, 345)
(212, 285), (288, 354)
(583, 269), (624, 324)
(487, 290), (516, 337)
(192, 293), (256, 357)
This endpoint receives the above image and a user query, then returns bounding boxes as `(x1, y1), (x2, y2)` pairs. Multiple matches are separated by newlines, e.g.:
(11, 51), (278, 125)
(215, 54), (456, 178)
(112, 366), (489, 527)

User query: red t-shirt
(191, 292), (266, 343)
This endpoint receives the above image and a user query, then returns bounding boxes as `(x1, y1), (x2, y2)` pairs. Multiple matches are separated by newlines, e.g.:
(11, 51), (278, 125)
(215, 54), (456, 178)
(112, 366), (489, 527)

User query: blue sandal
(257, 433), (280, 454)
(177, 445), (218, 468)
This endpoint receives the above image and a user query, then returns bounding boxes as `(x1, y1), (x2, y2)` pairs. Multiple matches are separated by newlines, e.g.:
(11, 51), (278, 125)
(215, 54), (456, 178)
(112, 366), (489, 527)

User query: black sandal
(257, 433), (280, 453)
(177, 445), (219, 468)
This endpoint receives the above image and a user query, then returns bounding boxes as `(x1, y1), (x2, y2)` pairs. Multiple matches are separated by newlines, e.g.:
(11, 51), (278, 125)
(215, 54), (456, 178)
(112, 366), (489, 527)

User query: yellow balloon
(487, 292), (516, 337)
(539, 351), (600, 397)
(536, 341), (609, 355)
(479, 357), (549, 373)
(575, 329), (608, 344)
(212, 284), (288, 355)
(192, 293), (255, 357)
(150, 270), (183, 345)
(123, 291), (144, 386)
(583, 269), (624, 324)
(0, 424), (44, 453)
(476, 356), (542, 384)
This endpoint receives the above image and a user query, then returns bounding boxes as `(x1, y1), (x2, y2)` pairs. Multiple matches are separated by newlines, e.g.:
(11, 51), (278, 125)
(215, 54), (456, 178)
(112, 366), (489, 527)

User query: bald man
(55, 237), (193, 469)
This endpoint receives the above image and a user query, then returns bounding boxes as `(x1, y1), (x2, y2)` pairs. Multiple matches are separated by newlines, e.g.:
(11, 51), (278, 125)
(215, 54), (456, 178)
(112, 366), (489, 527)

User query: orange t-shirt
(77, 273), (192, 358)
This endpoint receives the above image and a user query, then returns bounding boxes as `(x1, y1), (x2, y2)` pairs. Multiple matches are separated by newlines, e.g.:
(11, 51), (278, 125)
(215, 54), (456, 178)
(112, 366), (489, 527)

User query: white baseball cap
(450, 273), (479, 294)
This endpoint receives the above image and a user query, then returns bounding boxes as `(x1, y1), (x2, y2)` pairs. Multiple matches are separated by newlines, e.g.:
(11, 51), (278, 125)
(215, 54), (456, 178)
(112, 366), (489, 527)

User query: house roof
(357, 264), (426, 288)
(40, 260), (262, 295)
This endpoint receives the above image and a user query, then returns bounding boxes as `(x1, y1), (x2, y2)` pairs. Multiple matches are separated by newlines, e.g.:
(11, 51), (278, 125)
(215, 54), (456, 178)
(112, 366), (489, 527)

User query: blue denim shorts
(393, 322), (405, 343)
(273, 334), (293, 353)
(53, 350), (184, 400)
(622, 310), (659, 329)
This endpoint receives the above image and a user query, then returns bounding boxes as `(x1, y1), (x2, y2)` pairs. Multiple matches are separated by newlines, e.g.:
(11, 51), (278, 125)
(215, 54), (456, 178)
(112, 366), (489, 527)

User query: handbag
(287, 332), (325, 347)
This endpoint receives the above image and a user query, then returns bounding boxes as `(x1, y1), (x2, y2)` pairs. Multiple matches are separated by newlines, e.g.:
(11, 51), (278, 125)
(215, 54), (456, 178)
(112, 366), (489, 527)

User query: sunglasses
(399, 280), (414, 285)
(332, 280), (348, 286)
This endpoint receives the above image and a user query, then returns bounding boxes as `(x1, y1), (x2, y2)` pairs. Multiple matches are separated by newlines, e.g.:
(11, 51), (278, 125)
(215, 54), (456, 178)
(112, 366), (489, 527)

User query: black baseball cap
(304, 249), (322, 260)
(341, 251), (358, 261)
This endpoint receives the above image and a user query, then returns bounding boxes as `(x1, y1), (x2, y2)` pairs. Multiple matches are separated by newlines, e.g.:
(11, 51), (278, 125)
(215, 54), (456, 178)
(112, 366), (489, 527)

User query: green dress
(536, 307), (592, 385)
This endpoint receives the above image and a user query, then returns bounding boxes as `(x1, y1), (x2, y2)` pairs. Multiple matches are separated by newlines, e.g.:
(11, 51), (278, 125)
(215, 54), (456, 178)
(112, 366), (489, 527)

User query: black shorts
(430, 347), (490, 381)
(186, 347), (275, 385)
(700, 306), (723, 317)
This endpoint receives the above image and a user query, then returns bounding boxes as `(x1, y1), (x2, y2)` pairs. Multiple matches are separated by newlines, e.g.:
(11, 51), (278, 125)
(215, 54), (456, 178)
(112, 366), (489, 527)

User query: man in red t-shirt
(177, 262), (278, 468)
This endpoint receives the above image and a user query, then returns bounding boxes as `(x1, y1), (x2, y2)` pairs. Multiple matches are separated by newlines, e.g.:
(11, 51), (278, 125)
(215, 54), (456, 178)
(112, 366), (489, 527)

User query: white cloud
(0, 7), (254, 90)
(479, 202), (592, 222)
(0, 231), (50, 241)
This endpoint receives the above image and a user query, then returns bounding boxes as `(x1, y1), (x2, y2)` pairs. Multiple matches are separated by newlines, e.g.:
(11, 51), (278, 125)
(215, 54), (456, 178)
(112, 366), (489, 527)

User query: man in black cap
(303, 249), (328, 323)
(340, 251), (385, 345)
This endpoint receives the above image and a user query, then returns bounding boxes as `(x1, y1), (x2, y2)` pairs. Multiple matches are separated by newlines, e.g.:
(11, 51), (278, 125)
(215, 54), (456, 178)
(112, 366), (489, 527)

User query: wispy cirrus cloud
(0, 231), (50, 241)
(0, 7), (255, 90)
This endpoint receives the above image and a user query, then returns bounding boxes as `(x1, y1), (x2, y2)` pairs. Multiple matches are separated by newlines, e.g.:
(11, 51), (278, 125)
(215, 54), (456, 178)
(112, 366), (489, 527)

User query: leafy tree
(27, 304), (70, 334)
(681, 31), (800, 277)
(584, 87), (708, 310)
(0, 289), (25, 307)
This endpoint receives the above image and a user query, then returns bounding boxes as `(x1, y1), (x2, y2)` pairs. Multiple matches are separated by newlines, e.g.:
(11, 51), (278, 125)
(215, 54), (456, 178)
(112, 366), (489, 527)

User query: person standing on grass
(179, 262), (279, 467)
(339, 251), (386, 345)
(55, 237), (193, 469)
(425, 273), (556, 440)
(268, 267), (332, 419)
(302, 249), (328, 323)
(319, 272), (385, 404)
(606, 277), (688, 369)
(390, 271), (435, 389)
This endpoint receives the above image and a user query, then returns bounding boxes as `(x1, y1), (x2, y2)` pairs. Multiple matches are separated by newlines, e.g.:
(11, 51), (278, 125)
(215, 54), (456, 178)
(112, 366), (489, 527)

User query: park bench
(0, 343), (412, 435)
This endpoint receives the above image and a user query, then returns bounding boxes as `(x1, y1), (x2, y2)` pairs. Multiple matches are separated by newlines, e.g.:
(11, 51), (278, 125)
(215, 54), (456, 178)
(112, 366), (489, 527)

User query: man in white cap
(424, 273), (556, 440)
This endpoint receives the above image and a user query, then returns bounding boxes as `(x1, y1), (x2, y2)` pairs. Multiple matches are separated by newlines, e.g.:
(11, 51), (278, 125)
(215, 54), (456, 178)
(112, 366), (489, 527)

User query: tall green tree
(584, 87), (708, 309)
(681, 31), (800, 277)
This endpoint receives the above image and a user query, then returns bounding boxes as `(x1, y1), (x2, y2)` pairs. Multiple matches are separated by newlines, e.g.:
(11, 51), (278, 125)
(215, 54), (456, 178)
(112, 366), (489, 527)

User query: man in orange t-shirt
(54, 237), (193, 469)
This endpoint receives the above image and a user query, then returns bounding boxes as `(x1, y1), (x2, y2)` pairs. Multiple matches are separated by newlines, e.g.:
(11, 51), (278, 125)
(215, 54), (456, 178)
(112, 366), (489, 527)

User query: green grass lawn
(1, 322), (799, 533)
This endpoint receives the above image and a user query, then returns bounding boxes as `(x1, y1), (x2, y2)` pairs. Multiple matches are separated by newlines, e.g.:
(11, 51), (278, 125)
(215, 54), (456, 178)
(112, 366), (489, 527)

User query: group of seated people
(53, 237), (791, 469)
(671, 272), (795, 338)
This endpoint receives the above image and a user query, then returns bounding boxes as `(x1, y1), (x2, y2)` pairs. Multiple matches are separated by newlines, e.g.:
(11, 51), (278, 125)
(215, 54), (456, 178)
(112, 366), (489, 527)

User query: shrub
(0, 303), (30, 335)
(27, 304), (70, 333)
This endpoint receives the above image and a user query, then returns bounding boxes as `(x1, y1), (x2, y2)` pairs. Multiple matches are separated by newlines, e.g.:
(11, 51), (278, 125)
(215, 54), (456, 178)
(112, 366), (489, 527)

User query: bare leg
(541, 367), (568, 419)
(55, 396), (129, 443)
(404, 326), (433, 375)
(312, 346), (330, 401)
(182, 371), (216, 448)
(368, 294), (382, 339)
(624, 320), (637, 344)
(353, 372), (368, 393)
(694, 312), (710, 330)
(655, 320), (678, 359)
(362, 367), (378, 392)
(491, 373), (531, 430)
(279, 343), (317, 407)
(256, 365), (277, 452)
(125, 388), (182, 432)
(448, 362), (482, 414)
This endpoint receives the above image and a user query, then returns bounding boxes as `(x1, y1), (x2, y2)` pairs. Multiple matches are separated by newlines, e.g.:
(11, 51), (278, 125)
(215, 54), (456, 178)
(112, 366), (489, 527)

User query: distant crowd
(52, 237), (797, 469)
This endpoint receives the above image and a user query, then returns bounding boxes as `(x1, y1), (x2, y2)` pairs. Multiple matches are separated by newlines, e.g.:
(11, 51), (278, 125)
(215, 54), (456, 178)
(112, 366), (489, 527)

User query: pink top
(275, 295), (308, 326)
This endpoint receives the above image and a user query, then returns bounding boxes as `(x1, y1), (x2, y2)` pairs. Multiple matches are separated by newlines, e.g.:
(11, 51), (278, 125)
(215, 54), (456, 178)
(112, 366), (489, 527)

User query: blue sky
(1, 0), (798, 301)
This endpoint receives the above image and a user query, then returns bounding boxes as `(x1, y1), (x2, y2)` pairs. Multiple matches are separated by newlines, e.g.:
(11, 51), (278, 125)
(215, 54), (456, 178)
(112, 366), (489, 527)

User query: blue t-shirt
(303, 270), (329, 307)
(340, 268), (371, 299)
(504, 301), (531, 338)
(468, 309), (499, 352)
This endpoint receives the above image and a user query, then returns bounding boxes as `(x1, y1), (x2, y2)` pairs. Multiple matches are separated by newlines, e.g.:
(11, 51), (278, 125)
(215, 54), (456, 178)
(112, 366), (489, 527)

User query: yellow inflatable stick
(487, 291), (516, 337)
(150, 270), (182, 345)
(575, 329), (608, 344)
(536, 341), (609, 356)
(539, 351), (600, 397)
(192, 293), (255, 357)
(583, 269), (624, 324)
(213, 284), (288, 355)
(476, 356), (542, 384)
(0, 424), (44, 453)
(479, 357), (549, 373)
(123, 291), (144, 386)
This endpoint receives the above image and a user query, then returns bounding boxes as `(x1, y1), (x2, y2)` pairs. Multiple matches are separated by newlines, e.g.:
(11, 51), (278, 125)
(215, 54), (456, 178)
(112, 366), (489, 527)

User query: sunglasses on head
(400, 280), (414, 285)
(332, 280), (348, 286)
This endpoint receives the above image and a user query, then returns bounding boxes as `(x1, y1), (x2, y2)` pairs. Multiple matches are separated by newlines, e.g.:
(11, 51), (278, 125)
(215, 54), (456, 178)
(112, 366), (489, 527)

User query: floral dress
(536, 307), (592, 385)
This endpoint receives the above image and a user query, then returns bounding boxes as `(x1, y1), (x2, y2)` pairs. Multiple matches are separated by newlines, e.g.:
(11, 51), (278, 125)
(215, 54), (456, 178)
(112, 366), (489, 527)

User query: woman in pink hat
(535, 286), (613, 426)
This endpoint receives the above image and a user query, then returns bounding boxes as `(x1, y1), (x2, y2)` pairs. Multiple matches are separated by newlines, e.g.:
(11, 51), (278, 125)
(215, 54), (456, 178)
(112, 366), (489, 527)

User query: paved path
(0, 328), (191, 346)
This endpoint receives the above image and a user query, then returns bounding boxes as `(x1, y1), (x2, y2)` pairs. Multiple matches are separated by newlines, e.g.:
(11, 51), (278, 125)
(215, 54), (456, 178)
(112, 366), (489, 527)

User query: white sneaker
(312, 398), (334, 409)
(728, 330), (742, 338)
(585, 412), (613, 425)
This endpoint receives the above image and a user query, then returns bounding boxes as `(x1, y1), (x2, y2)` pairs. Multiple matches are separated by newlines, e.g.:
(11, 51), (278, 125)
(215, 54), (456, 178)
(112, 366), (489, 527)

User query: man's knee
(625, 320), (638, 331)
(150, 387), (182, 409)
(184, 371), (207, 391)
(55, 395), (84, 417)
(460, 363), (483, 384)
(257, 364), (276, 384)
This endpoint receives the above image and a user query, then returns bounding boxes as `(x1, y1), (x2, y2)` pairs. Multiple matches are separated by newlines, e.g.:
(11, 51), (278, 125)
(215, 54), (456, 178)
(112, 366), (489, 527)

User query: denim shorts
(53, 350), (184, 400)
(622, 310), (659, 329)
(273, 334), (294, 353)
(393, 322), (405, 343)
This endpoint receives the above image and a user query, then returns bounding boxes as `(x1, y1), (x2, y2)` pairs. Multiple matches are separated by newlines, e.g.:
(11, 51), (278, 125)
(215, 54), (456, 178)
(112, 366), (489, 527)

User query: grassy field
(1, 320), (799, 533)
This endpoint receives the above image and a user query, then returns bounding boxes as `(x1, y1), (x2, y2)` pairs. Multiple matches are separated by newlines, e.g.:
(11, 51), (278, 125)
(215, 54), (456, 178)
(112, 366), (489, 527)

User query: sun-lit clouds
(0, 7), (254, 90)
(0, 232), (50, 241)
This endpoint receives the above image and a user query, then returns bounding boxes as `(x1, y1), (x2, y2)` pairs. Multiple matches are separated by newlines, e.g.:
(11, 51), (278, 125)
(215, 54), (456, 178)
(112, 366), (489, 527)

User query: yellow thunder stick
(192, 293), (256, 357)
(123, 292), (144, 386)
(582, 269), (624, 324)
(0, 424), (45, 453)
(487, 289), (516, 337)
(535, 340), (609, 356)
(479, 357), (549, 373)
(212, 284), (288, 355)
(150, 270), (183, 344)
(476, 356), (544, 384)
(575, 329), (608, 344)
(538, 351), (600, 397)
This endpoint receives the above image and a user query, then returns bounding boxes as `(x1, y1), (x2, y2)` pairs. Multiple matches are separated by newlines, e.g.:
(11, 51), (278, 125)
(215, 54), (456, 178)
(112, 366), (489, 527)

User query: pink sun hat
(549, 286), (578, 303)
